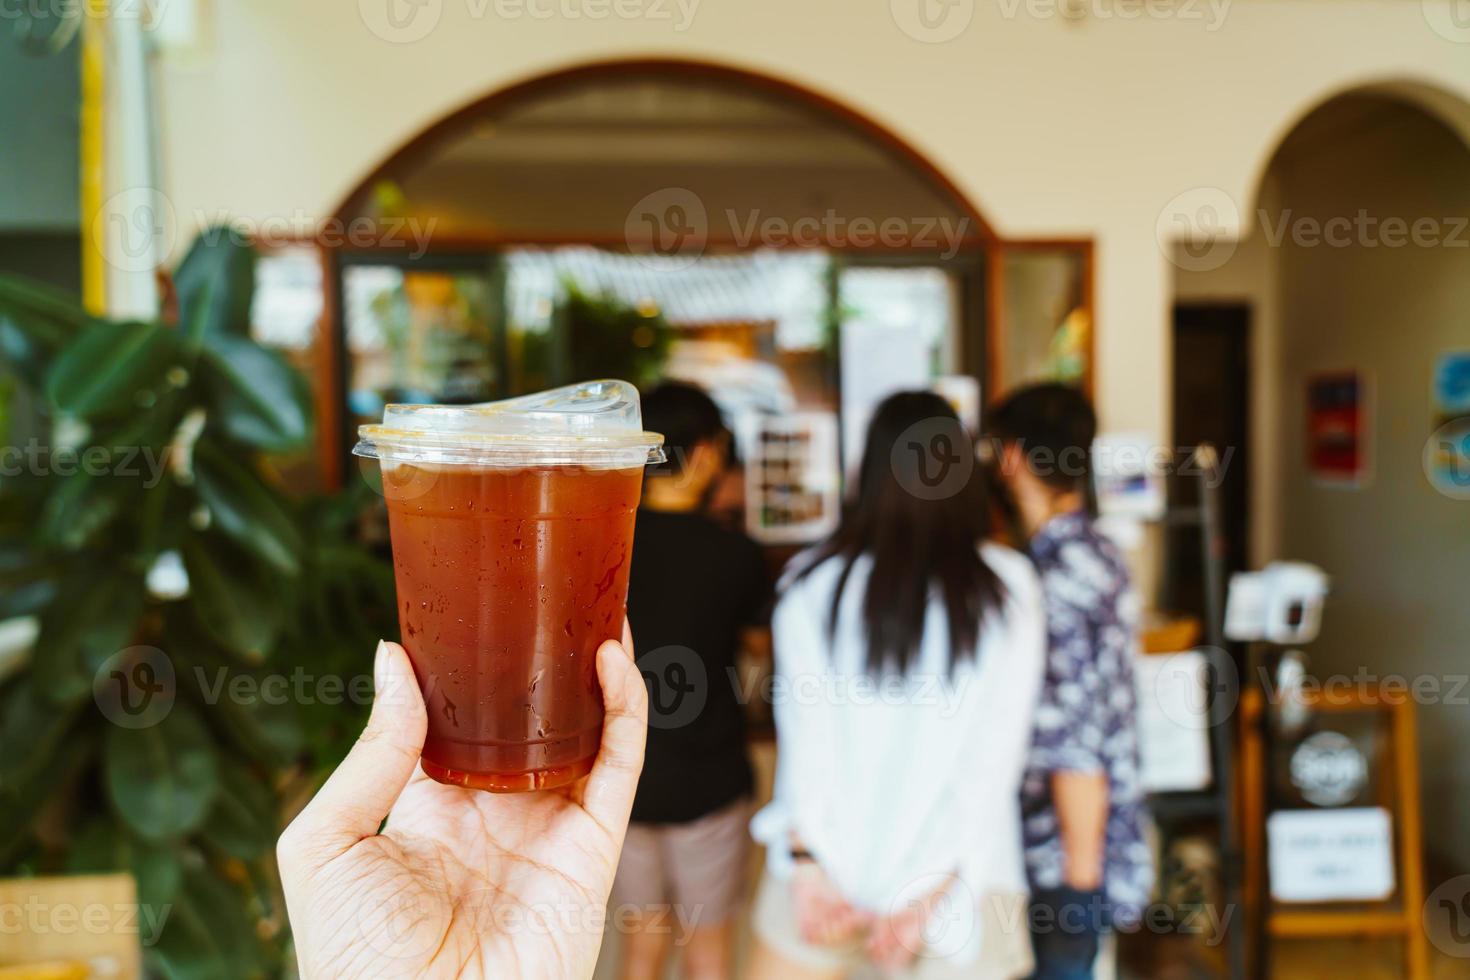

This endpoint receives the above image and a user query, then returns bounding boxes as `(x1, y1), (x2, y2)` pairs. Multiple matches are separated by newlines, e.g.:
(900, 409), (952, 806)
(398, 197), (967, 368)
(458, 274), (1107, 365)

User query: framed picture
(1306, 371), (1371, 487)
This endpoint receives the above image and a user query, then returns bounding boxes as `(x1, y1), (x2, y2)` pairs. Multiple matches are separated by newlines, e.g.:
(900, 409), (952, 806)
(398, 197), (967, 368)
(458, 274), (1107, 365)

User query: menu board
(740, 412), (841, 545)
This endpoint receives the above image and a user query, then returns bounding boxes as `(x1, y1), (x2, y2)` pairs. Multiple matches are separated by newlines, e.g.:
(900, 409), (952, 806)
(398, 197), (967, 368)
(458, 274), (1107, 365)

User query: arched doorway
(1172, 82), (1470, 976)
(303, 59), (1094, 502)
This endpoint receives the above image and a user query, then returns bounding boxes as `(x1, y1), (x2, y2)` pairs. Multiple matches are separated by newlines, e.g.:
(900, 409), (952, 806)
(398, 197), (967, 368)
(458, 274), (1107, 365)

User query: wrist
(1063, 858), (1104, 891)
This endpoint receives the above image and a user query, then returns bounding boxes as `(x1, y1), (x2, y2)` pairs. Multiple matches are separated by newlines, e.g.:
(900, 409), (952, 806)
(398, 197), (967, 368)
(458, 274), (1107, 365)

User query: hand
(278, 626), (648, 980)
(865, 878), (949, 972)
(790, 863), (872, 947)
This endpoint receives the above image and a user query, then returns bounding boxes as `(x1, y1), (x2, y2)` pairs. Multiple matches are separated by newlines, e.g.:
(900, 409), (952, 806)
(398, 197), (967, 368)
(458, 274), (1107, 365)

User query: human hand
(791, 863), (872, 947)
(278, 626), (648, 980)
(865, 875), (953, 971)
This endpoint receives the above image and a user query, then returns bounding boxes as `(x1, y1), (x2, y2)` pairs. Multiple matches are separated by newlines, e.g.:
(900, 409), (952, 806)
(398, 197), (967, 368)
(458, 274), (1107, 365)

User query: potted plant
(0, 232), (396, 979)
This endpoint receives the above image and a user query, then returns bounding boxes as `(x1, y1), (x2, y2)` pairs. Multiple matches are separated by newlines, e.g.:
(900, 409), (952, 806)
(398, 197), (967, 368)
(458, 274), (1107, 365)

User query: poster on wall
(1306, 371), (1371, 487)
(739, 412), (841, 545)
(1426, 350), (1470, 498)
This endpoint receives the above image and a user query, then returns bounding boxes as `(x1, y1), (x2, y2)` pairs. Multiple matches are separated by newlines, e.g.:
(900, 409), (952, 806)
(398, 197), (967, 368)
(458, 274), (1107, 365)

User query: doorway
(1167, 303), (1251, 619)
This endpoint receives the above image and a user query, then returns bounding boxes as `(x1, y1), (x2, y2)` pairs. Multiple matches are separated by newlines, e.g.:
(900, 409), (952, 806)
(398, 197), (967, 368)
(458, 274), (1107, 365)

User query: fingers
(579, 635), (647, 836)
(278, 641), (427, 870)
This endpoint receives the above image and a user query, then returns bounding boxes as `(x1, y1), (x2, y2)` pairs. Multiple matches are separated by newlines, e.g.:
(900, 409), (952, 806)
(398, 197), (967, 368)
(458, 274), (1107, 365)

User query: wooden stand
(1240, 685), (1429, 978)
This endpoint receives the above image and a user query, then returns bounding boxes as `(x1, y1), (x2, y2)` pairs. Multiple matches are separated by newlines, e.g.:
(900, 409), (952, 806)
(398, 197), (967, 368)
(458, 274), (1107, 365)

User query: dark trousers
(1027, 886), (1106, 980)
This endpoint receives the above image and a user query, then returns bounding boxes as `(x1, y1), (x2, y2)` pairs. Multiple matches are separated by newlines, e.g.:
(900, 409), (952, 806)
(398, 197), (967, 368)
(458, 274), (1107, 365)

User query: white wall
(151, 0), (1470, 444)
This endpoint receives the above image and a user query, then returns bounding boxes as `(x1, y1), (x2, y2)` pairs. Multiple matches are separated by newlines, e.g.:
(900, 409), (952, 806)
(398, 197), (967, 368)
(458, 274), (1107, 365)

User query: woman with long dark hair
(748, 391), (1046, 979)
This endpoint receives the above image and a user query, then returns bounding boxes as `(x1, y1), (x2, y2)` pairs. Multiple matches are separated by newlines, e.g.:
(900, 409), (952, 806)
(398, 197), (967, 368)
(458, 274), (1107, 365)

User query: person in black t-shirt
(612, 382), (771, 980)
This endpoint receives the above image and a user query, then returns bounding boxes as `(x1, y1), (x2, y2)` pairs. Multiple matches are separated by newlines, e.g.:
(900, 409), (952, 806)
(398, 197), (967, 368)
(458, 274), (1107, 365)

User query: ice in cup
(353, 380), (664, 792)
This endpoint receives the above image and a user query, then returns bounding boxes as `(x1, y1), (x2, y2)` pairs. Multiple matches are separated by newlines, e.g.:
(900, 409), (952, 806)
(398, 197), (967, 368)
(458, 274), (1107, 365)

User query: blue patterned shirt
(1020, 510), (1154, 921)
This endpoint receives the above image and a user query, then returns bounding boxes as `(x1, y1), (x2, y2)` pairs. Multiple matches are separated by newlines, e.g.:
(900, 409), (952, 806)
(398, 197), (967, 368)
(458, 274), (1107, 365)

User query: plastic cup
(354, 380), (664, 792)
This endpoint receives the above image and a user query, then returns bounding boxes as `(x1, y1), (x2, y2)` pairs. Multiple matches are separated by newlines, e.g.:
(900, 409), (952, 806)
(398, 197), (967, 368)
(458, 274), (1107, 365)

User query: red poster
(1306, 371), (1369, 486)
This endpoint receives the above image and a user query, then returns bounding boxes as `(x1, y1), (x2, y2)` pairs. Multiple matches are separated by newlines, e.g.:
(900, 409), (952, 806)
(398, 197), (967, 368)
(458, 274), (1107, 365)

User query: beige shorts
(750, 871), (1033, 980)
(610, 797), (752, 931)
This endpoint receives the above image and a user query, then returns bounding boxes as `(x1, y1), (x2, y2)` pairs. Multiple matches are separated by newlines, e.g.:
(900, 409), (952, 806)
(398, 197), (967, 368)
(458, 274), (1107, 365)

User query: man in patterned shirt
(987, 384), (1153, 980)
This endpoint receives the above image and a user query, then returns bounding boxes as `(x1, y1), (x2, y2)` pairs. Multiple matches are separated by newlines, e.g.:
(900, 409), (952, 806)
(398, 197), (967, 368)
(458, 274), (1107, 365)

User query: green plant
(558, 282), (672, 389)
(0, 232), (396, 979)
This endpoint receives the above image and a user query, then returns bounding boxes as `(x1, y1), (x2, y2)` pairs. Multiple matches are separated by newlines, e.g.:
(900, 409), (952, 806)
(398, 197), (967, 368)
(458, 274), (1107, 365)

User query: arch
(328, 56), (999, 244)
(1243, 74), (1470, 221)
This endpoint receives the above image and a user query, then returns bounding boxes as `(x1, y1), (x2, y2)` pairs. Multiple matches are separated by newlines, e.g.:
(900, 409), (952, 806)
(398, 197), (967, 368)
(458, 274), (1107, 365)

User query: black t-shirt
(626, 508), (770, 824)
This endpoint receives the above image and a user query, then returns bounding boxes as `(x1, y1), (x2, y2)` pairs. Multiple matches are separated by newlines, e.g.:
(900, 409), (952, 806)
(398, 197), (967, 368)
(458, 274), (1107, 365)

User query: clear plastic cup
(354, 380), (664, 792)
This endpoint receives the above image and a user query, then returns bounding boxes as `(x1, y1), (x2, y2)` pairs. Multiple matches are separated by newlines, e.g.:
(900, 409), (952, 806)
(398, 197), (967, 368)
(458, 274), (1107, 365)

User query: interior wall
(152, 0), (1470, 446)
(1268, 101), (1470, 870)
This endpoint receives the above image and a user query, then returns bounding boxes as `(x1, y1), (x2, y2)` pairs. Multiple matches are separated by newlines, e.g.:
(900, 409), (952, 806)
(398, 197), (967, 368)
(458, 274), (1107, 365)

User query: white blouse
(751, 543), (1046, 964)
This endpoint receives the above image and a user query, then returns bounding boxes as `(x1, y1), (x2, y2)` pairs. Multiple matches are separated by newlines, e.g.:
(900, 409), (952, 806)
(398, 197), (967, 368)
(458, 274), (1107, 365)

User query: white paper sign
(1268, 807), (1395, 903)
(1133, 651), (1213, 792)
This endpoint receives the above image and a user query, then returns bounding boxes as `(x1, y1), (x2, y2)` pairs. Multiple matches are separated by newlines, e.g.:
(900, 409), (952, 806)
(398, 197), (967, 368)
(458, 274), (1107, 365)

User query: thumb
(278, 640), (427, 870)
(578, 626), (648, 836)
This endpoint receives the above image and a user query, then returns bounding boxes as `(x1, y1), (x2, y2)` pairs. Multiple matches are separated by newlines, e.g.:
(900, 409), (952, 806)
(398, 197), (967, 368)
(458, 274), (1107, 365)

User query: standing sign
(1268, 807), (1395, 903)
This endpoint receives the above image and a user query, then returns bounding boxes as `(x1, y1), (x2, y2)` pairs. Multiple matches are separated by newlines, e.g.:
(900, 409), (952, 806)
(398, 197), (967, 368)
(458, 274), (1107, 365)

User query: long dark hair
(797, 391), (1005, 674)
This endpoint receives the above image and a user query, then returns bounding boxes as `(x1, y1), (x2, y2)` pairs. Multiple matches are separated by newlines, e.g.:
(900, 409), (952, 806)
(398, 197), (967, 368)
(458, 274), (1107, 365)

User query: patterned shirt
(1020, 510), (1154, 921)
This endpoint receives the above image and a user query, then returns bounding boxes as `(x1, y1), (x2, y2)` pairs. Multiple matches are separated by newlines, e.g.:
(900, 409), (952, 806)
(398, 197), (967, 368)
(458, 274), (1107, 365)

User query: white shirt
(751, 543), (1046, 963)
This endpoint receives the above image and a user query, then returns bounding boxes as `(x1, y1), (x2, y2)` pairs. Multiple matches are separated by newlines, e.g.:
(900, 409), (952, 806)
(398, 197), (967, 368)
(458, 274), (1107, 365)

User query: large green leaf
(0, 701), (89, 867)
(105, 702), (220, 842)
(173, 229), (257, 347)
(200, 760), (277, 860)
(40, 470), (124, 550)
(193, 441), (301, 576)
(46, 320), (179, 419)
(182, 535), (282, 660)
(200, 333), (311, 452)
(204, 672), (305, 767)
(67, 819), (184, 909)
(0, 275), (98, 360)
(149, 863), (264, 980)
(35, 573), (146, 705)
(0, 677), (81, 794)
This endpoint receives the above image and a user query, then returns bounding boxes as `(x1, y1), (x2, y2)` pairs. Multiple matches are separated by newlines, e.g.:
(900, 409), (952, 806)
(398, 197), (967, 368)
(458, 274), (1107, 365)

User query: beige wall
(1266, 104), (1470, 868)
(153, 0), (1470, 443)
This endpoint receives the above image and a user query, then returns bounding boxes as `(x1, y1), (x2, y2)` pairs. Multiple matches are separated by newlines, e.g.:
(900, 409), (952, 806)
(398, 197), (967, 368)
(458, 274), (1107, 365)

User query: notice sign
(1268, 807), (1395, 903)
(1133, 651), (1213, 792)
